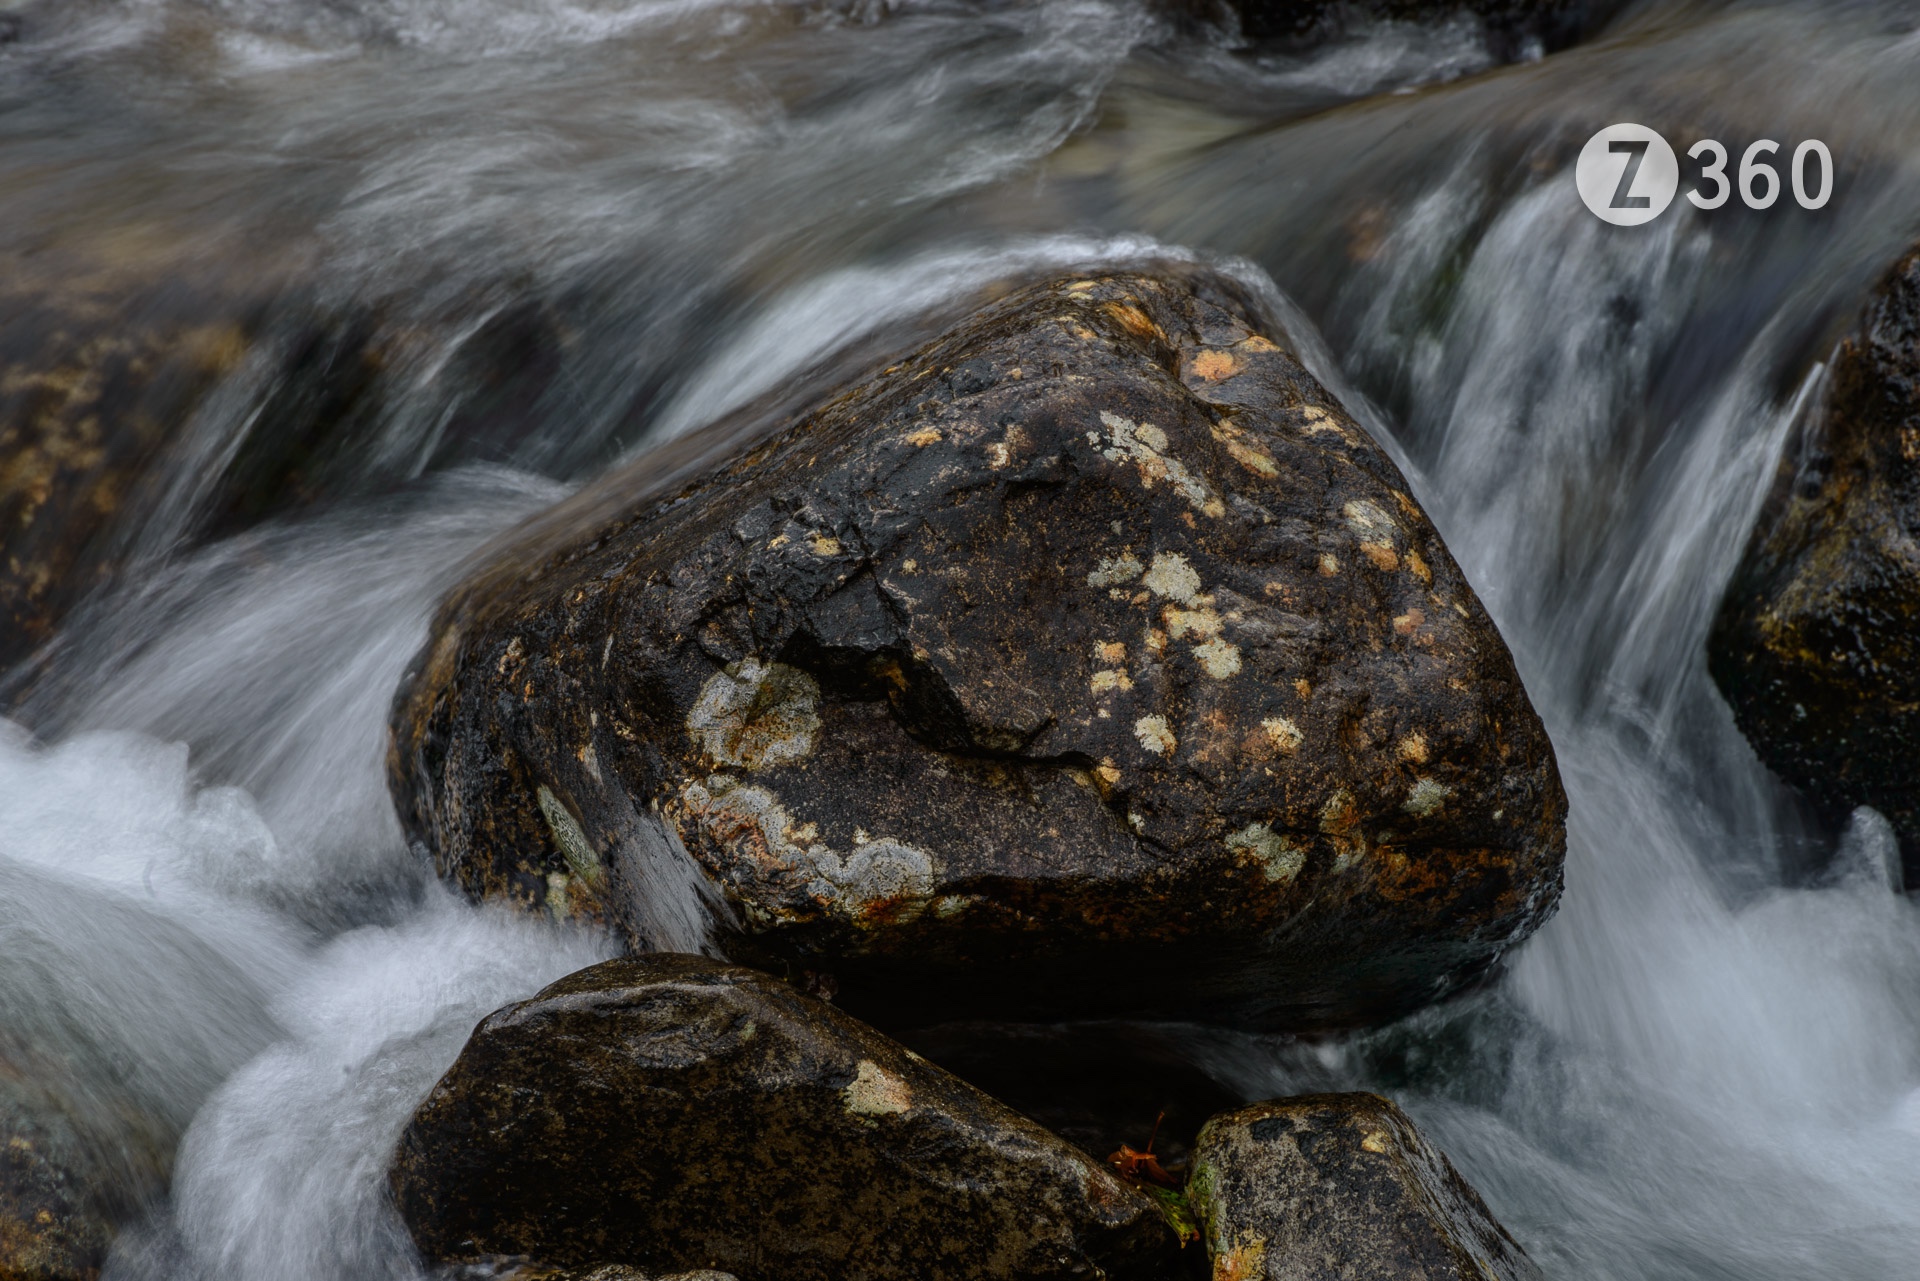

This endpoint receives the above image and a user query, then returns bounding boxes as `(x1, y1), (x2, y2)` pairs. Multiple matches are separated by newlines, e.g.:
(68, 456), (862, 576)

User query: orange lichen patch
(1405, 548), (1432, 584)
(1095, 640), (1127, 664)
(1397, 732), (1430, 764)
(906, 426), (942, 447)
(1189, 349), (1243, 382)
(1393, 607), (1426, 636)
(1360, 541), (1400, 572)
(1104, 301), (1163, 341)
(1210, 420), (1278, 477)
(1238, 335), (1280, 353)
(1213, 1236), (1267, 1281)
(1319, 788), (1360, 836)
(1294, 678), (1312, 699)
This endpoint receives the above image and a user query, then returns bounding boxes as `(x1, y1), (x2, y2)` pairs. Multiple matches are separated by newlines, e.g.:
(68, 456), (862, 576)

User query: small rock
(1710, 246), (1920, 882)
(389, 266), (1565, 1032)
(1187, 1093), (1540, 1281)
(390, 955), (1179, 1281)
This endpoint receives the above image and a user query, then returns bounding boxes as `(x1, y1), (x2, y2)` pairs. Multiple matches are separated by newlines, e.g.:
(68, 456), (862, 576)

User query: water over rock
(1177, 0), (1626, 56)
(1710, 247), (1920, 882)
(389, 954), (1179, 1281)
(0, 1075), (119, 1281)
(388, 266), (1565, 1030)
(1186, 1092), (1541, 1281)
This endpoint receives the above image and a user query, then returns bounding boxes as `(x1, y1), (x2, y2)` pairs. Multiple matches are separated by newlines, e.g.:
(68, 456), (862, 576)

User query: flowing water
(6, 0), (1920, 1276)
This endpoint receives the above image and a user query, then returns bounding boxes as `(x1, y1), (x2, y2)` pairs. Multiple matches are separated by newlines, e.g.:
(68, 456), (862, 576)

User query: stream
(6, 0), (1920, 1277)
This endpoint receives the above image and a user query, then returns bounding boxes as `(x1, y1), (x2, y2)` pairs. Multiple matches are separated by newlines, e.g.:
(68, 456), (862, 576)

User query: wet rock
(1187, 1093), (1540, 1281)
(895, 1021), (1242, 1175)
(390, 954), (1179, 1281)
(0, 240), (575, 679)
(0, 1075), (128, 1281)
(388, 266), (1565, 1031)
(1710, 247), (1920, 882)
(1173, 0), (1626, 58)
(441, 1261), (737, 1281)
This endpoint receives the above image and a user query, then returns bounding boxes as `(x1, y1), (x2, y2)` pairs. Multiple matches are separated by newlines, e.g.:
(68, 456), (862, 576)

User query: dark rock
(1186, 1093), (1540, 1281)
(895, 1021), (1242, 1175)
(1710, 247), (1920, 882)
(388, 266), (1565, 1031)
(441, 1261), (736, 1281)
(0, 243), (574, 680)
(0, 1075), (123, 1281)
(389, 954), (1179, 1281)
(1172, 0), (1627, 58)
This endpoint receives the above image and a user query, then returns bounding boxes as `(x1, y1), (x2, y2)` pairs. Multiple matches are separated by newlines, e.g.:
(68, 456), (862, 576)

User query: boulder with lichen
(388, 265), (1565, 1031)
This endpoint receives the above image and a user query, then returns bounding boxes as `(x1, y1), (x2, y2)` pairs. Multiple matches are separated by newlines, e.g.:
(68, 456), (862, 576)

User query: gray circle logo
(1576, 123), (1680, 226)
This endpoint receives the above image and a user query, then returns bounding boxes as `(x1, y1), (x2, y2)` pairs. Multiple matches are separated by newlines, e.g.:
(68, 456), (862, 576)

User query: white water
(8, 0), (1920, 1277)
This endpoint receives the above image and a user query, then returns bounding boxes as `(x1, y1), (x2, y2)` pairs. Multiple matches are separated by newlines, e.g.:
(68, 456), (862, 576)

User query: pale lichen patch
(1096, 640), (1127, 664)
(809, 533), (843, 557)
(1405, 777), (1453, 817)
(1318, 553), (1340, 576)
(1091, 669), (1134, 694)
(1225, 822), (1304, 883)
(843, 1059), (913, 1119)
(688, 659), (822, 771)
(1193, 636), (1242, 679)
(537, 785), (601, 883)
(1087, 553), (1143, 588)
(1096, 411), (1221, 515)
(1397, 732), (1429, 763)
(677, 777), (936, 919)
(1164, 605), (1223, 639)
(1343, 498), (1399, 539)
(1262, 717), (1304, 753)
(1134, 715), (1177, 755)
(1361, 1129), (1392, 1154)
(1142, 551), (1203, 605)
(906, 427), (941, 447)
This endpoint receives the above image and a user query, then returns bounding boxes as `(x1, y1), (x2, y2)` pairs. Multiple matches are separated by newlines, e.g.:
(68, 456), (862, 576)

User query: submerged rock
(390, 954), (1178, 1281)
(1174, 0), (1626, 57)
(1187, 1093), (1540, 1281)
(0, 1075), (166, 1281)
(1710, 247), (1920, 882)
(389, 266), (1565, 1030)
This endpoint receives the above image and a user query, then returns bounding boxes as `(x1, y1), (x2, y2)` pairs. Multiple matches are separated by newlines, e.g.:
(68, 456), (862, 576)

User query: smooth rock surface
(389, 266), (1565, 1030)
(1187, 1093), (1540, 1281)
(1710, 247), (1920, 881)
(390, 954), (1179, 1281)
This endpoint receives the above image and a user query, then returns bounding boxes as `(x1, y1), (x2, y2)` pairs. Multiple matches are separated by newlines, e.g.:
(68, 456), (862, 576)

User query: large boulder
(1187, 1093), (1540, 1281)
(389, 954), (1180, 1281)
(388, 266), (1565, 1030)
(1710, 248), (1920, 882)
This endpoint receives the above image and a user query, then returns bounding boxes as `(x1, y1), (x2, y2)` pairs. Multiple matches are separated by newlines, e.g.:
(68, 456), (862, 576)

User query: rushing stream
(7, 0), (1920, 1276)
